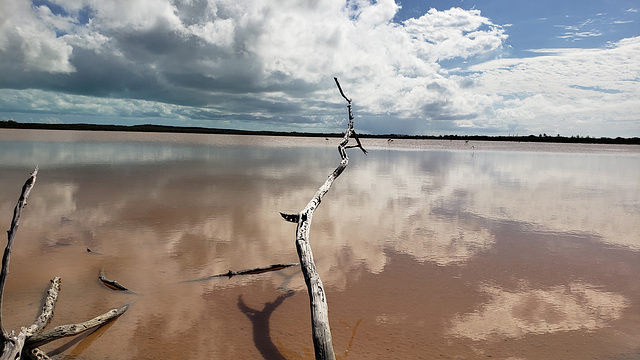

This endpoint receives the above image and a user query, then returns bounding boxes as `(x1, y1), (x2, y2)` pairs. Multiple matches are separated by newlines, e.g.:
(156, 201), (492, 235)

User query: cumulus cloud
(0, 0), (75, 73)
(0, 0), (637, 136)
(0, 0), (509, 133)
(464, 36), (640, 135)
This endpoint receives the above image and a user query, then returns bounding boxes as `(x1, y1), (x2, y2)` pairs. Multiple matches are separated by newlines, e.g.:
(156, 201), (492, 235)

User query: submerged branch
(98, 269), (129, 291)
(180, 263), (300, 283)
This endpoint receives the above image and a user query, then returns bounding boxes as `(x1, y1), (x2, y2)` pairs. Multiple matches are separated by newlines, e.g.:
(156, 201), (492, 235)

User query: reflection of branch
(273, 267), (301, 293)
(280, 78), (366, 360)
(180, 263), (299, 283)
(238, 292), (295, 360)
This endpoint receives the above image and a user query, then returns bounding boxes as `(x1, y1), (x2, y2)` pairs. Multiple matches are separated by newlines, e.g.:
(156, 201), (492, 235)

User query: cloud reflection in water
(1, 131), (639, 358)
(449, 282), (630, 341)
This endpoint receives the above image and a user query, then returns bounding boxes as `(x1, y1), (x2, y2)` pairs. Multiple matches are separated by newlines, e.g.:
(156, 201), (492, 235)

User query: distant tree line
(0, 120), (330, 138)
(1, 120), (638, 145)
(374, 133), (640, 145)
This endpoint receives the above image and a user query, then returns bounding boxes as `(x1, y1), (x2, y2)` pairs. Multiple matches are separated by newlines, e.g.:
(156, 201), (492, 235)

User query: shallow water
(1, 129), (639, 359)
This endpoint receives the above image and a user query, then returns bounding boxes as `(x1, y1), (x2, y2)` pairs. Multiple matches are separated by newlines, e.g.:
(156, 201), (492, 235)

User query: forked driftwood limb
(0, 168), (130, 360)
(280, 78), (366, 360)
(0, 167), (39, 360)
(25, 303), (131, 348)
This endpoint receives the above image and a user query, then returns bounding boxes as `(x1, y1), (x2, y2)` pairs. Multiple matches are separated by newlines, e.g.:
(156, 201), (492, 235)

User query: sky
(0, 0), (639, 137)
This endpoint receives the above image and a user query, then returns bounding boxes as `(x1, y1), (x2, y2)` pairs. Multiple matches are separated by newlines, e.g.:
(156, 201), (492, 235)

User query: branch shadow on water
(238, 291), (295, 360)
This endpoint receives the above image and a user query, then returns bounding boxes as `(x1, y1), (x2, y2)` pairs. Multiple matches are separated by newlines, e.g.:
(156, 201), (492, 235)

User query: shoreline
(1, 120), (638, 145)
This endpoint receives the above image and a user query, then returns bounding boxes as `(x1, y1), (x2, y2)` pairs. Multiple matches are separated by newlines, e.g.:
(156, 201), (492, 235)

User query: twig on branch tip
(334, 77), (351, 103)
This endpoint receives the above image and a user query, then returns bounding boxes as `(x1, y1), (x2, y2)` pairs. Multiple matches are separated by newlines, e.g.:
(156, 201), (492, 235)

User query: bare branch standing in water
(280, 78), (366, 360)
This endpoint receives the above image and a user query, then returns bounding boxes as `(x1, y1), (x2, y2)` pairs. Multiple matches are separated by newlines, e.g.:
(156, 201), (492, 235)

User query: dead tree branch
(181, 263), (300, 283)
(24, 347), (50, 360)
(25, 303), (130, 349)
(23, 278), (61, 339)
(280, 78), (366, 360)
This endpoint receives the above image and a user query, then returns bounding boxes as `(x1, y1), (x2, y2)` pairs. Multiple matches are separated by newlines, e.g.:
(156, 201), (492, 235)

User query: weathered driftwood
(0, 167), (38, 339)
(23, 278), (61, 339)
(0, 167), (39, 360)
(98, 269), (129, 291)
(280, 78), (366, 360)
(0, 168), (130, 360)
(0, 278), (59, 360)
(181, 263), (300, 283)
(25, 303), (130, 348)
(25, 347), (49, 360)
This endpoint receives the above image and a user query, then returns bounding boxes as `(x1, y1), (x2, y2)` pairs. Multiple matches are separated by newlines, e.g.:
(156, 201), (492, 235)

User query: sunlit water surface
(1, 129), (639, 359)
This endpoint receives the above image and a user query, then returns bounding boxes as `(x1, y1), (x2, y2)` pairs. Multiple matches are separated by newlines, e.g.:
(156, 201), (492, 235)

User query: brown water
(1, 129), (639, 359)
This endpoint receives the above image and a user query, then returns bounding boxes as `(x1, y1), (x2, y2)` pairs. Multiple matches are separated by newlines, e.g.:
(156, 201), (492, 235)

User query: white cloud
(0, 0), (509, 134)
(403, 7), (506, 61)
(0, 88), (192, 119)
(463, 36), (640, 135)
(556, 30), (602, 40)
(0, 0), (638, 136)
(0, 0), (75, 73)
